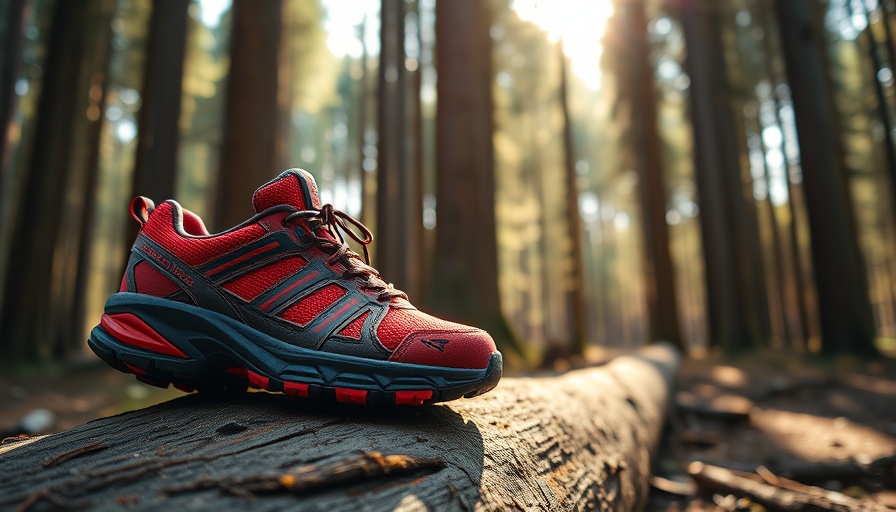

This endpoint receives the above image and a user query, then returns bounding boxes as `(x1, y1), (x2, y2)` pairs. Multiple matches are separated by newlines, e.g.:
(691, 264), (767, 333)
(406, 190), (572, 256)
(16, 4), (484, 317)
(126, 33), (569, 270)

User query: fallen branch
(770, 454), (896, 486)
(688, 461), (890, 512)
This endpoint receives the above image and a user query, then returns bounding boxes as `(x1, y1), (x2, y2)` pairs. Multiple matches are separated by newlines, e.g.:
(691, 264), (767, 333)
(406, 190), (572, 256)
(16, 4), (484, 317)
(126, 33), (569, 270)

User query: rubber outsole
(88, 294), (502, 406)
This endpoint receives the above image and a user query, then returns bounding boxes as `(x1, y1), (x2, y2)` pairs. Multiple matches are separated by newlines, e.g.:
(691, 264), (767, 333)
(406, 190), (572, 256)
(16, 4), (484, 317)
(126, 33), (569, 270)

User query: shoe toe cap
(388, 328), (497, 369)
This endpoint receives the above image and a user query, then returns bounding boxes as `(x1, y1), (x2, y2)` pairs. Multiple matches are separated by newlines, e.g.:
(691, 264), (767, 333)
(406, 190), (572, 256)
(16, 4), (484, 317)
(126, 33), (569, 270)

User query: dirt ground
(0, 361), (179, 439)
(647, 353), (896, 511)
(1, 353), (895, 511)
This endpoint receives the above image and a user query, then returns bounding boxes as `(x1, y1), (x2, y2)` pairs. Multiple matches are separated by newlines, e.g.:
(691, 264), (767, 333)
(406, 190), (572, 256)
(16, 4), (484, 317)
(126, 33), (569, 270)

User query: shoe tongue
(252, 169), (322, 213)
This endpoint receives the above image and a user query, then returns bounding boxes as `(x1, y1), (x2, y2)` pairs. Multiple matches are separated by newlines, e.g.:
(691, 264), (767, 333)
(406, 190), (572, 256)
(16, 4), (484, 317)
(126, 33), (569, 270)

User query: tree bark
(0, 0), (88, 366)
(0, 0), (27, 176)
(409, 0), (427, 301)
(49, 0), (117, 356)
(775, 0), (878, 355)
(860, 1), (896, 234)
(678, 0), (767, 352)
(376, 0), (422, 298)
(615, 0), (684, 350)
(215, 0), (286, 229)
(0, 343), (678, 512)
(126, 0), (189, 254)
(755, 0), (814, 351)
(558, 41), (588, 355)
(71, 2), (115, 354)
(432, 0), (515, 348)
(131, 0), (189, 202)
(357, 16), (374, 230)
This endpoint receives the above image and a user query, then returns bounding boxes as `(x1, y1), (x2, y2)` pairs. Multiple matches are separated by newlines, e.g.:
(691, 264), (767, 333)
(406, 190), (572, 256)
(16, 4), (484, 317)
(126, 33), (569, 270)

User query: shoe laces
(282, 204), (407, 302)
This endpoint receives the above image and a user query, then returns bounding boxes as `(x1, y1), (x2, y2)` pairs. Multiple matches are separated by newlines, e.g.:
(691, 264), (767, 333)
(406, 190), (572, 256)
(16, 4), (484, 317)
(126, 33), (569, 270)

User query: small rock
(19, 408), (55, 434)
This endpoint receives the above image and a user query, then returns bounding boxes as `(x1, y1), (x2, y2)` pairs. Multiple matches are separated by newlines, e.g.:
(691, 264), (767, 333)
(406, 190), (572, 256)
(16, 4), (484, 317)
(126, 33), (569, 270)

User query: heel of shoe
(88, 306), (247, 393)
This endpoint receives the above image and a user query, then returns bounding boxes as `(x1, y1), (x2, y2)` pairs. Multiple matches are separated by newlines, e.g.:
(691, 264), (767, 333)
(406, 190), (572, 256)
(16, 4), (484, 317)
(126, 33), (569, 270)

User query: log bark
(0, 344), (678, 512)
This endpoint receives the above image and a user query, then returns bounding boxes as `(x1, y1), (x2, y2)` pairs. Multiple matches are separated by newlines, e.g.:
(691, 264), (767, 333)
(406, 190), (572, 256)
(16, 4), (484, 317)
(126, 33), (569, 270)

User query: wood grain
(0, 343), (678, 511)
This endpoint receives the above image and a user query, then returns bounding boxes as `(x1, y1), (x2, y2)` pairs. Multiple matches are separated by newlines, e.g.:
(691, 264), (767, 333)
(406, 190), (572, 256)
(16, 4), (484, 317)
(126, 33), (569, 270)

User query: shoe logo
(420, 338), (449, 352)
(141, 243), (194, 287)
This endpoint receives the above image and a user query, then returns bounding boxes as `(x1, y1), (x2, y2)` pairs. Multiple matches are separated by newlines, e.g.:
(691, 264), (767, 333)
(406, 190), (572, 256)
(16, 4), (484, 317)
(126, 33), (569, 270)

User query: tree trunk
(756, 0), (814, 351)
(775, 0), (878, 355)
(50, 0), (116, 356)
(0, 0), (27, 175)
(409, 0), (427, 301)
(678, 0), (765, 352)
(215, 0), (285, 230)
(0, 0), (88, 366)
(71, 2), (115, 353)
(130, 0), (189, 202)
(376, 0), (421, 297)
(558, 42), (588, 355)
(0, 343), (679, 512)
(357, 16), (374, 229)
(126, 0), (189, 255)
(432, 0), (515, 348)
(617, 0), (684, 350)
(861, 1), (896, 231)
(0, 0), (29, 338)
(752, 113), (792, 349)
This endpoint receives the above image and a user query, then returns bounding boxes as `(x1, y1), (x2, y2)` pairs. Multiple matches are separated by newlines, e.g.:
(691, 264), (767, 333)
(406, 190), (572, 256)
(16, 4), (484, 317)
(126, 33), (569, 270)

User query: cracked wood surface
(0, 343), (678, 512)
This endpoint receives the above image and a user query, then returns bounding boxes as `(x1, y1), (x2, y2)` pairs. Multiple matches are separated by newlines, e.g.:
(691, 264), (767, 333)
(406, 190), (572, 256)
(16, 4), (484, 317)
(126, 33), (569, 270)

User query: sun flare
(512, 0), (614, 90)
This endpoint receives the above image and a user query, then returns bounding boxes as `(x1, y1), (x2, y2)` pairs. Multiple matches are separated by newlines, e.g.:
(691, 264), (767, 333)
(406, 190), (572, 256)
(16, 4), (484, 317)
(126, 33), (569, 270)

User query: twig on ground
(688, 461), (890, 512)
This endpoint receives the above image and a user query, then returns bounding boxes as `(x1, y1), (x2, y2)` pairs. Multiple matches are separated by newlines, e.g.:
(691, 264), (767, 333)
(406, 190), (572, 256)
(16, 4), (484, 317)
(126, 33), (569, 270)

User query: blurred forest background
(2, 0), (896, 372)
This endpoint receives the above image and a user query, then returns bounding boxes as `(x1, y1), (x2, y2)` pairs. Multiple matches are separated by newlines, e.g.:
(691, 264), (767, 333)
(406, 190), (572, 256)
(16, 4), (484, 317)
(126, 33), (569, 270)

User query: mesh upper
(133, 261), (181, 297)
(280, 284), (347, 326)
(141, 202), (266, 266)
(376, 307), (475, 350)
(339, 311), (370, 339)
(222, 256), (308, 301)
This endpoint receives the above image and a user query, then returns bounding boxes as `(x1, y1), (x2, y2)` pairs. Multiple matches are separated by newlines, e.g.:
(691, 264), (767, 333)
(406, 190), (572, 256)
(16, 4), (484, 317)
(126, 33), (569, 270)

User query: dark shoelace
(282, 204), (407, 302)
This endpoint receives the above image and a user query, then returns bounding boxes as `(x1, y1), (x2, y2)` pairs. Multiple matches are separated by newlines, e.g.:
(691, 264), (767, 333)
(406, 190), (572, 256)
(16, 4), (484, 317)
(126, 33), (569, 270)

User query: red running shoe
(89, 169), (501, 405)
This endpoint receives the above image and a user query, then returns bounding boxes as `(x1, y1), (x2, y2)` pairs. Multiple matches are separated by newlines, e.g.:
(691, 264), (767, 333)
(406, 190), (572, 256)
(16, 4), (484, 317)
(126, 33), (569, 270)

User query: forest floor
(647, 352), (896, 511)
(1, 352), (894, 511)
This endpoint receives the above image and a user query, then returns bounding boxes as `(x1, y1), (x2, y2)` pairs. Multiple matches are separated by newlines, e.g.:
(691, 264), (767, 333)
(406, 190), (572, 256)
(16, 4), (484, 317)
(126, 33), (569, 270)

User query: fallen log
(0, 343), (678, 512)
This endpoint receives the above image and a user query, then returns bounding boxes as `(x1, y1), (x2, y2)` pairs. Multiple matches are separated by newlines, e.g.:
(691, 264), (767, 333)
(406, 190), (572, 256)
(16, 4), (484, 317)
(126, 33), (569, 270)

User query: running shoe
(88, 169), (502, 405)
